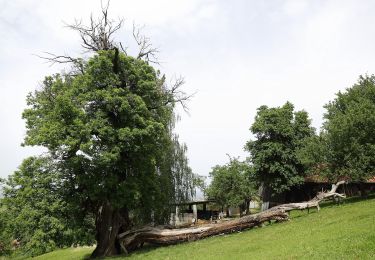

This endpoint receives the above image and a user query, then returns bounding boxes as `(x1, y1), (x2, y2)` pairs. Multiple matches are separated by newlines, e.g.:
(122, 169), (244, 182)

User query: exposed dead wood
(118, 181), (346, 253)
(119, 210), (288, 252)
(271, 180), (346, 212)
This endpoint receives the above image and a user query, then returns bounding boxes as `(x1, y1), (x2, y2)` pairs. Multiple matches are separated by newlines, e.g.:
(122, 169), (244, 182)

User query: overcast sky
(1, 0), (375, 179)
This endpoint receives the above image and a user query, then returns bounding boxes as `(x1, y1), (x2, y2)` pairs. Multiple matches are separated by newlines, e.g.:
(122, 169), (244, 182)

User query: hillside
(34, 196), (375, 260)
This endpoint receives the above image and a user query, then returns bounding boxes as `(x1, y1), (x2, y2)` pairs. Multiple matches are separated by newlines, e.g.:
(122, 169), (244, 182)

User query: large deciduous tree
(322, 75), (375, 182)
(246, 102), (314, 205)
(22, 5), (194, 258)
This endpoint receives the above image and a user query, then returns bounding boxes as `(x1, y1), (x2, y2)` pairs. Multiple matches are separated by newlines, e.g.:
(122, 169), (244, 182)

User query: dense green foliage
(322, 75), (375, 182)
(21, 49), (195, 256)
(297, 75), (375, 183)
(206, 157), (257, 214)
(0, 198), (12, 256)
(35, 196), (375, 260)
(0, 157), (94, 257)
(24, 52), (180, 216)
(246, 102), (314, 195)
(296, 132), (337, 182)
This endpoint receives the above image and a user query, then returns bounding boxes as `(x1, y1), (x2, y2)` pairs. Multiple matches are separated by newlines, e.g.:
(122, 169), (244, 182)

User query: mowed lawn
(35, 196), (375, 260)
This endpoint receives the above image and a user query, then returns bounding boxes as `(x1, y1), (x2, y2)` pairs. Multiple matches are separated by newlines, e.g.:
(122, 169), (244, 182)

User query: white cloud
(283, 0), (309, 16)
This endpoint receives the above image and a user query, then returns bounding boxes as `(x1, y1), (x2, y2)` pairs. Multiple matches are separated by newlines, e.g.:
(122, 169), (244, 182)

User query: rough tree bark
(245, 199), (250, 215)
(118, 210), (289, 252)
(91, 201), (129, 258)
(117, 181), (346, 254)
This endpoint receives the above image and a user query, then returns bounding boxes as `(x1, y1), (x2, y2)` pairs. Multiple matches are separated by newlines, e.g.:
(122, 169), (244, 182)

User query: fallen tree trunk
(270, 180), (346, 212)
(119, 210), (288, 252)
(118, 181), (346, 253)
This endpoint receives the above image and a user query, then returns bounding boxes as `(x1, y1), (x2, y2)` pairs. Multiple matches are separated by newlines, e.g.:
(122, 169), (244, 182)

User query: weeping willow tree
(22, 3), (196, 258)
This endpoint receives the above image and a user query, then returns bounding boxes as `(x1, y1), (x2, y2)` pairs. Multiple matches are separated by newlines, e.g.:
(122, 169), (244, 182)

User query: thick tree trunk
(118, 181), (346, 253)
(245, 199), (250, 215)
(260, 183), (271, 211)
(91, 201), (127, 258)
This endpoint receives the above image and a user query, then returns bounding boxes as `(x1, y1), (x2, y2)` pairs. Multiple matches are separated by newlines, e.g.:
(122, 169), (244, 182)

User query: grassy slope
(31, 247), (93, 260)
(35, 196), (375, 260)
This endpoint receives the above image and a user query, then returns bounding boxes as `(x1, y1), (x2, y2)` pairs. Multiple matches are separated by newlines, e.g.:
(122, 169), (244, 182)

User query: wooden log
(271, 181), (346, 212)
(118, 181), (346, 253)
(119, 209), (289, 252)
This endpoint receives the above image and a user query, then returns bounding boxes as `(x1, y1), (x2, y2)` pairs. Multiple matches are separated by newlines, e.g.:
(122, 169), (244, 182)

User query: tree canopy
(246, 102), (314, 196)
(298, 75), (375, 183)
(206, 157), (257, 216)
(322, 75), (375, 182)
(295, 133), (331, 180)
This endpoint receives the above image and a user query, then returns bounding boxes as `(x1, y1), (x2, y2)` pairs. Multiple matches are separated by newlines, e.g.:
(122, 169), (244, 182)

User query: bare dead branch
(34, 52), (85, 74)
(149, 76), (195, 113)
(132, 23), (159, 64)
(63, 0), (123, 53)
(35, 0), (190, 106)
(169, 77), (195, 113)
(119, 42), (128, 55)
(38, 0), (162, 70)
(36, 0), (125, 74)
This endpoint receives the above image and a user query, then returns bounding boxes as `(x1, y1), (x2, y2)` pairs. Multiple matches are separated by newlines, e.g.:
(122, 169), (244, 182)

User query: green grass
(32, 247), (94, 260)
(35, 196), (375, 260)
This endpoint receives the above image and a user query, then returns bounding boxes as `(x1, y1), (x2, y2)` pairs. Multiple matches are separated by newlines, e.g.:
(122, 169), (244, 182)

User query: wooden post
(192, 204), (197, 221)
(175, 206), (180, 225)
(261, 202), (269, 211)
